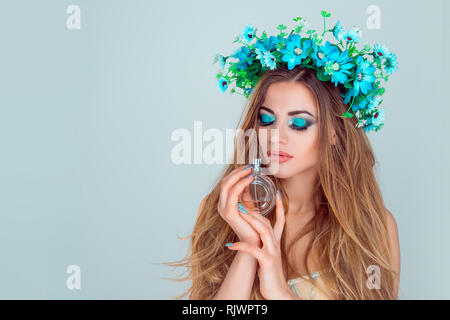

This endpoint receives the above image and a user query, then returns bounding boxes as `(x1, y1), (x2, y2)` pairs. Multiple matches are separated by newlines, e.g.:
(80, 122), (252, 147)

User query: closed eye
(288, 117), (311, 131)
(258, 113), (276, 126)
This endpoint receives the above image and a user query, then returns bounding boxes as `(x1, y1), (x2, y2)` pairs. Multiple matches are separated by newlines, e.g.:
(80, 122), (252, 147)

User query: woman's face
(257, 81), (320, 179)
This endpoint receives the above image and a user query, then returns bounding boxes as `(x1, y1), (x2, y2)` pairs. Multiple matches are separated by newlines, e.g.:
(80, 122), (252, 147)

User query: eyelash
(258, 114), (311, 131)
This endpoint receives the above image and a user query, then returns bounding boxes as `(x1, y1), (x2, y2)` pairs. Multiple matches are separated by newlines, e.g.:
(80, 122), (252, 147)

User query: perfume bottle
(239, 158), (277, 216)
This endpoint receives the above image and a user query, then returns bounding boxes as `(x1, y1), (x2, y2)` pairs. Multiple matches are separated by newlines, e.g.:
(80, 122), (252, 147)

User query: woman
(167, 65), (400, 300)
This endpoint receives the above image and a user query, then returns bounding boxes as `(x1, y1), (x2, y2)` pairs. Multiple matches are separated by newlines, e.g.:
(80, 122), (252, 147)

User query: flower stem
(344, 94), (356, 115)
(322, 18), (326, 37)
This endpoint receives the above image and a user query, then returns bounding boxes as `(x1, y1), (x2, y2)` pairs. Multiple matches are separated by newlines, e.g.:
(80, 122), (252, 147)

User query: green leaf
(348, 46), (358, 56)
(316, 68), (331, 82)
(321, 10), (331, 18)
(344, 81), (353, 89)
(341, 111), (354, 118)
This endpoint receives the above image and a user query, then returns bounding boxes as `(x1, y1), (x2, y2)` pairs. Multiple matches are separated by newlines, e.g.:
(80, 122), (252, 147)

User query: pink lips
(268, 150), (293, 163)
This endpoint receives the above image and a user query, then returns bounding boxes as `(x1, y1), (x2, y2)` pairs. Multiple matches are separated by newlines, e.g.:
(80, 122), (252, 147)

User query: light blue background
(0, 0), (448, 299)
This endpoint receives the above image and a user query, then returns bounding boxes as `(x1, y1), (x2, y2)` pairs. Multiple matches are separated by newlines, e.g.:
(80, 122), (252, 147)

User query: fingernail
(246, 173), (254, 178)
(277, 189), (281, 198)
(225, 242), (233, 247)
(245, 164), (252, 169)
(238, 206), (248, 214)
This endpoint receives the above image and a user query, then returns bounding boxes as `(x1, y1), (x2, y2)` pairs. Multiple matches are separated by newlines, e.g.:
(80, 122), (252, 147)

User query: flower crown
(213, 10), (398, 132)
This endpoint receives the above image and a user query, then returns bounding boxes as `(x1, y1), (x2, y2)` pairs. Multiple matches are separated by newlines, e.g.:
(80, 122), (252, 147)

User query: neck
(281, 166), (318, 217)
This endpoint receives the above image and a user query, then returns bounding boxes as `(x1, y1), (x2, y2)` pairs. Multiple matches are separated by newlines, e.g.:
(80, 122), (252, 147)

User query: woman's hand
(217, 165), (261, 246)
(225, 191), (297, 300)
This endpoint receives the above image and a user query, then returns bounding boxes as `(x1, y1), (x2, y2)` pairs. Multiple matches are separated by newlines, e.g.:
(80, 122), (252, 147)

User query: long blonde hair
(164, 66), (397, 299)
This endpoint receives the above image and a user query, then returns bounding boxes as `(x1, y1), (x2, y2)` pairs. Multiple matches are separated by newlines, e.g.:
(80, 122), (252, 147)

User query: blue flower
(383, 52), (398, 75)
(217, 77), (229, 93)
(280, 35), (312, 70)
(341, 87), (357, 104)
(332, 20), (344, 41)
(311, 41), (335, 68)
(342, 27), (361, 43)
(353, 56), (376, 95)
(362, 107), (385, 132)
(324, 49), (354, 86)
(255, 49), (277, 70)
(255, 48), (265, 61)
(215, 54), (226, 69)
(367, 95), (382, 113)
(373, 44), (390, 59)
(263, 51), (277, 70)
(232, 46), (254, 70)
(363, 121), (376, 132)
(255, 36), (279, 52)
(241, 25), (256, 44)
(371, 108), (385, 127)
(351, 97), (369, 112)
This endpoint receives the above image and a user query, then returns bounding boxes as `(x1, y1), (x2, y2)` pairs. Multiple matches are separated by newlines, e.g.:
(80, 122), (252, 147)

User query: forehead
(262, 81), (318, 117)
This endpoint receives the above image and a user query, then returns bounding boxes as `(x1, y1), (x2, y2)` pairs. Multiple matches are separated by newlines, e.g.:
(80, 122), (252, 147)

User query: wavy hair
(164, 66), (397, 300)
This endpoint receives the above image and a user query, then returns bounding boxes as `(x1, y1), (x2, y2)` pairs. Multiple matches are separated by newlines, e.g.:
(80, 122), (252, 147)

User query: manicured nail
(245, 164), (252, 169)
(238, 206), (248, 214)
(225, 242), (233, 247)
(246, 173), (254, 179)
(238, 202), (247, 213)
(277, 189), (281, 198)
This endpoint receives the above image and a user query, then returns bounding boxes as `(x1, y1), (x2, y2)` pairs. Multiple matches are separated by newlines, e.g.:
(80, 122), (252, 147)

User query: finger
(220, 165), (253, 202)
(227, 173), (255, 204)
(247, 208), (272, 229)
(225, 242), (265, 261)
(238, 212), (277, 253)
(273, 191), (286, 243)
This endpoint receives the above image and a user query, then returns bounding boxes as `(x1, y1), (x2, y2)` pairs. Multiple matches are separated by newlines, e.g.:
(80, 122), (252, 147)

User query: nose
(270, 119), (288, 148)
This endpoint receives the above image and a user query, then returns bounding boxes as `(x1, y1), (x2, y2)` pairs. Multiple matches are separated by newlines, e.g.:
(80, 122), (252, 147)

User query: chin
(267, 162), (296, 179)
(271, 161), (318, 179)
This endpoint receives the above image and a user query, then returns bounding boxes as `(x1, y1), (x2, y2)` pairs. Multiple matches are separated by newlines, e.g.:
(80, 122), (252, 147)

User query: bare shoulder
(384, 208), (400, 266)
(385, 208), (398, 236)
(384, 208), (401, 298)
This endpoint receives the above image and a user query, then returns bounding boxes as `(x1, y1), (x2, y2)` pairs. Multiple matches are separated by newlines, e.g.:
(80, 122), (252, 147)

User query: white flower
(363, 42), (374, 53)
(351, 25), (362, 37)
(356, 118), (367, 128)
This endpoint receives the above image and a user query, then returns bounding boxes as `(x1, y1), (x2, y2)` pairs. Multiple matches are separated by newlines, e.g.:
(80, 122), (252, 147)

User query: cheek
(257, 128), (270, 162)
(257, 128), (270, 149)
(289, 130), (320, 168)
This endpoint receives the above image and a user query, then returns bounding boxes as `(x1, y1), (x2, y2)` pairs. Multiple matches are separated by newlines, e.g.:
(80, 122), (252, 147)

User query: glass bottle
(239, 158), (277, 216)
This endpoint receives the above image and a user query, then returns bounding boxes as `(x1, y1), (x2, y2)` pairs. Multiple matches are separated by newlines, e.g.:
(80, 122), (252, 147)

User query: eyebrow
(259, 105), (316, 118)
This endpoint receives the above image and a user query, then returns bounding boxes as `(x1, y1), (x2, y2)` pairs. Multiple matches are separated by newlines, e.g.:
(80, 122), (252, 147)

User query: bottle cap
(253, 158), (261, 172)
